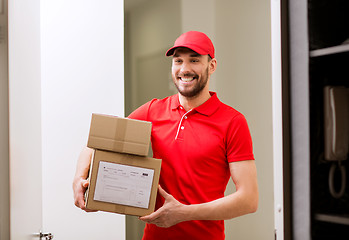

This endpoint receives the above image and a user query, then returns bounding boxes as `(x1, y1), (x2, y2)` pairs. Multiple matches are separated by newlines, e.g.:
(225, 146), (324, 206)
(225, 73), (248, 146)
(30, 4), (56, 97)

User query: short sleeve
(226, 114), (255, 162)
(127, 99), (157, 121)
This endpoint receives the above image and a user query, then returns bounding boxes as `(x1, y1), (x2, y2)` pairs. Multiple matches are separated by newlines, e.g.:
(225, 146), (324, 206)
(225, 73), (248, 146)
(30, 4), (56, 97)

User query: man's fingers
(140, 211), (157, 222)
(73, 178), (90, 210)
(76, 197), (97, 212)
(78, 199), (85, 208)
(158, 185), (170, 199)
(81, 179), (89, 188)
(139, 206), (163, 222)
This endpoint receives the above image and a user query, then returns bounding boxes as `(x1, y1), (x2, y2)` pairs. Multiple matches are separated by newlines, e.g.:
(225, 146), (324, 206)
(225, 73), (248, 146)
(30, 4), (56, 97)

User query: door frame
(0, 0), (10, 238)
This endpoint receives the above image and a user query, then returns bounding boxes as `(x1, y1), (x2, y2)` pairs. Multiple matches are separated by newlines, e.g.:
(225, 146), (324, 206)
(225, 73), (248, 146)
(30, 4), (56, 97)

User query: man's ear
(209, 58), (217, 74)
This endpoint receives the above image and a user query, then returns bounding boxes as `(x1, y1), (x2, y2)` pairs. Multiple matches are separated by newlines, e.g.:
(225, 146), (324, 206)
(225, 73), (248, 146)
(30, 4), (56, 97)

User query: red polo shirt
(128, 92), (254, 240)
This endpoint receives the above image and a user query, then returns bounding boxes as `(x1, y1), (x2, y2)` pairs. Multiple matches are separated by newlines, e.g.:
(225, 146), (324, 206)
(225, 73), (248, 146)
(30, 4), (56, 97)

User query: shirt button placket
(181, 114), (188, 132)
(175, 109), (192, 140)
(182, 114), (189, 130)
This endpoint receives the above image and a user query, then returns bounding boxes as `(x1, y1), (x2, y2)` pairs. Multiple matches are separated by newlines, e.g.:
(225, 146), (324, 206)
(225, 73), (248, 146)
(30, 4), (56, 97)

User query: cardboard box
(85, 149), (161, 216)
(87, 113), (152, 156)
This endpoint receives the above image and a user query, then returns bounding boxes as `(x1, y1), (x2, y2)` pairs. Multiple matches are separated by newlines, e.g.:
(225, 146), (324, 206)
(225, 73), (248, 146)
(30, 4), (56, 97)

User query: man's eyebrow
(190, 53), (201, 57)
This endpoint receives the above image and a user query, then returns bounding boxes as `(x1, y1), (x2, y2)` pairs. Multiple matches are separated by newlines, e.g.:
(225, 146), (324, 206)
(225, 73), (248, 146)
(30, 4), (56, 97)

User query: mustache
(177, 73), (198, 78)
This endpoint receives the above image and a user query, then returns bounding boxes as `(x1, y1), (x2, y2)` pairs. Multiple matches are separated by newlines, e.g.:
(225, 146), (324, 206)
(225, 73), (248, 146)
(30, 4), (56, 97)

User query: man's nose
(180, 61), (192, 73)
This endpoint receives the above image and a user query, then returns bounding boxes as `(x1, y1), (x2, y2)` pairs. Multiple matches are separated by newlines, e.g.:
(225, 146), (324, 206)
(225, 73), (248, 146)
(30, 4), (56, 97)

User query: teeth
(181, 77), (194, 82)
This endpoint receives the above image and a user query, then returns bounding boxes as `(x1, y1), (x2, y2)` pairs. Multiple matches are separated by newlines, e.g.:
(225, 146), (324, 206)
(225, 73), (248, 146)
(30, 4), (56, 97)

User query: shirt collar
(170, 92), (220, 116)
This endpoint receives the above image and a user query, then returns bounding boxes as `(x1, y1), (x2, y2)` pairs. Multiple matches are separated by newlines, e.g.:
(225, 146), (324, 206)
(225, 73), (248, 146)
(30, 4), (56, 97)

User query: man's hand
(139, 186), (188, 228)
(73, 177), (96, 212)
(72, 147), (96, 212)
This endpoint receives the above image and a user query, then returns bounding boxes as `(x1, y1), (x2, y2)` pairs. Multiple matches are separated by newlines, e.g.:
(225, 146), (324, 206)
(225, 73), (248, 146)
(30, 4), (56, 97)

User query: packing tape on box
(114, 117), (127, 140)
(88, 114), (150, 156)
(113, 204), (126, 213)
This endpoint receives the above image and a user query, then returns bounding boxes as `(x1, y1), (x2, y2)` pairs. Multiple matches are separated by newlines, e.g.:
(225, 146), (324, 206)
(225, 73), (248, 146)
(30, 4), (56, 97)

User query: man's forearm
(183, 190), (258, 222)
(140, 160), (258, 228)
(184, 160), (258, 221)
(74, 146), (93, 180)
(139, 182), (258, 228)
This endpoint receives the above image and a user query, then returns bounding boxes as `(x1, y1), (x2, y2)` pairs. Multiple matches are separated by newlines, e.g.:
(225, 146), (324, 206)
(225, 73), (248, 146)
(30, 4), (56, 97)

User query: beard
(173, 67), (209, 98)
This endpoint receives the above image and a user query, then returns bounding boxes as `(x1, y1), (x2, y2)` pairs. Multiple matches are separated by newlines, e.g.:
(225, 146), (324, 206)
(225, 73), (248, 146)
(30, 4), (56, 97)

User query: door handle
(32, 231), (54, 240)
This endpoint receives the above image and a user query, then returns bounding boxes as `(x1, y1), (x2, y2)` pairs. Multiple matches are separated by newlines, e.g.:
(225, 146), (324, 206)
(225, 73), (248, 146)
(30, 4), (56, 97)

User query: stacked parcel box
(85, 113), (161, 216)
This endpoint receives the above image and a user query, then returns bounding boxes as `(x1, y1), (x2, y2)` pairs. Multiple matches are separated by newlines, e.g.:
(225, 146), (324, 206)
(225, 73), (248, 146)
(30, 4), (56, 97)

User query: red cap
(166, 31), (215, 58)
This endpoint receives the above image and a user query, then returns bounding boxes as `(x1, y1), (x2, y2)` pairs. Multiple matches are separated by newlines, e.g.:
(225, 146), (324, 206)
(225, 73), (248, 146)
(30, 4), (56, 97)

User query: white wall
(215, 0), (274, 239)
(9, 0), (125, 239)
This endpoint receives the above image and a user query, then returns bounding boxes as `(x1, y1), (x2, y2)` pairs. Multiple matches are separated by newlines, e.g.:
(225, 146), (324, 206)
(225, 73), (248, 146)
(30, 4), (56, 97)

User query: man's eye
(191, 59), (199, 62)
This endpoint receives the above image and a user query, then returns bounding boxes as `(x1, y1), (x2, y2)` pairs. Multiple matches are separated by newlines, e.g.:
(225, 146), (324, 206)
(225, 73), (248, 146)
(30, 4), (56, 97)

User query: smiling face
(171, 48), (216, 99)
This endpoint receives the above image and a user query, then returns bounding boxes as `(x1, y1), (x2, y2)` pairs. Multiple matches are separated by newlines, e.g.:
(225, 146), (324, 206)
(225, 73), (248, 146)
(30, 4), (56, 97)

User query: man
(73, 31), (258, 240)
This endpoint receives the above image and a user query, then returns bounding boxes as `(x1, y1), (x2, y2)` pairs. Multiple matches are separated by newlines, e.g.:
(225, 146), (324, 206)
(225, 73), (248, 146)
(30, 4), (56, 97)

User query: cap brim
(165, 45), (208, 57)
(165, 46), (177, 56)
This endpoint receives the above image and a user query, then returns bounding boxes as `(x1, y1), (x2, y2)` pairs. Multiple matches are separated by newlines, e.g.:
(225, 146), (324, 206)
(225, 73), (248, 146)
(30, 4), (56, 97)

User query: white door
(8, 1), (125, 239)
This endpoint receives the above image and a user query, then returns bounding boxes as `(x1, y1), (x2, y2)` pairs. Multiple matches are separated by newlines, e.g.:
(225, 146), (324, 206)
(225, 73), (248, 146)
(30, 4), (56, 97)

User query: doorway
(124, 0), (274, 239)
